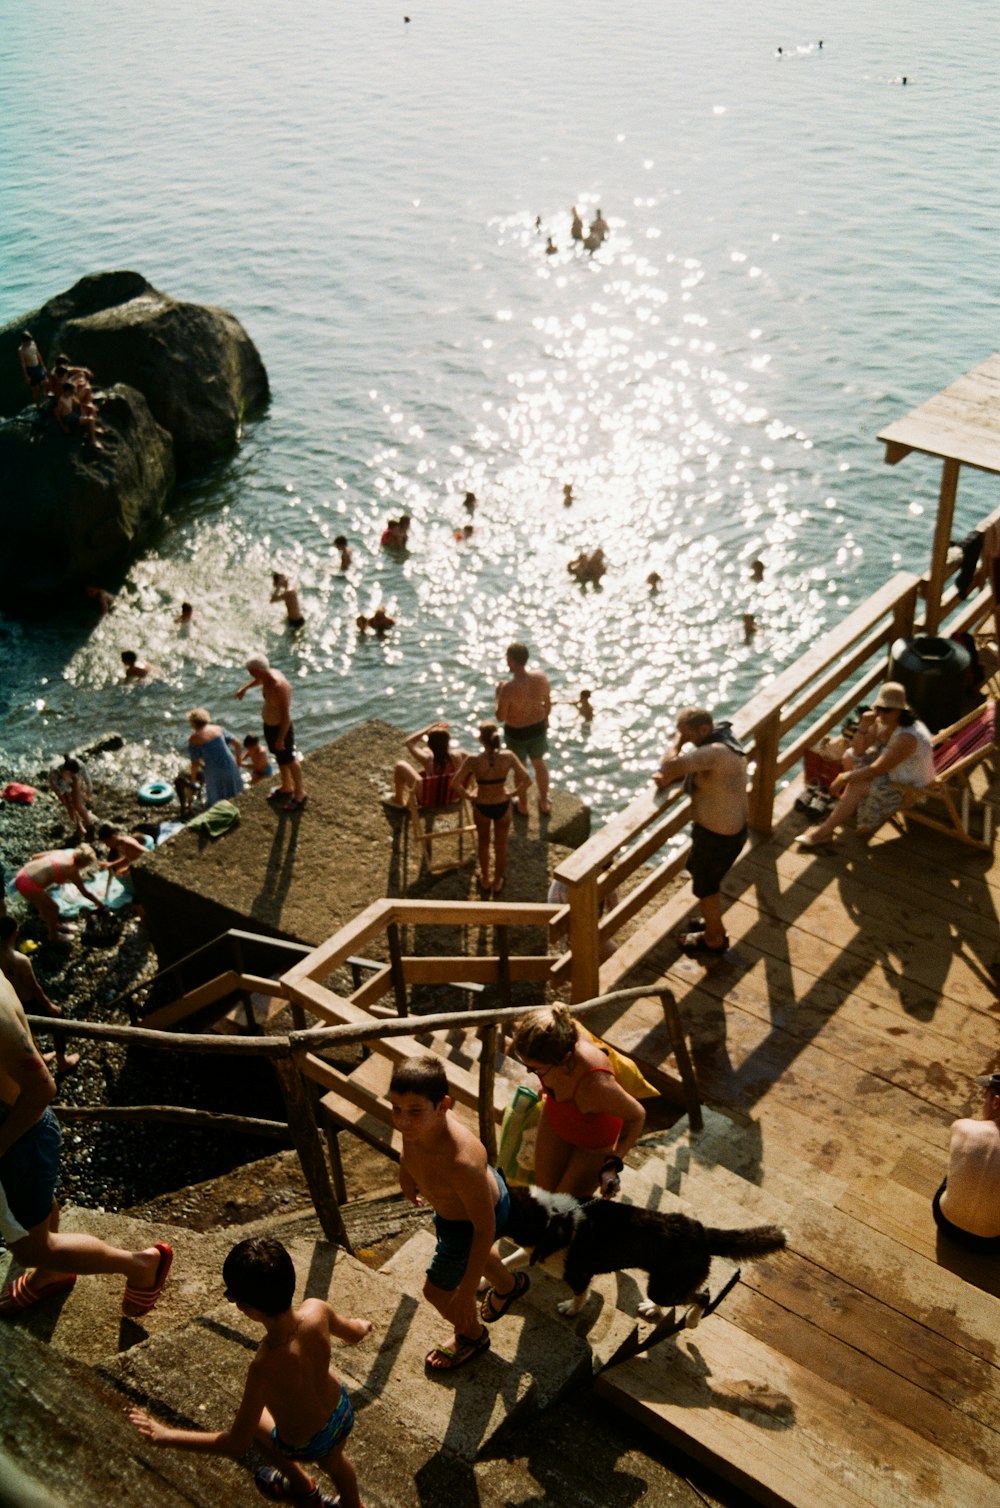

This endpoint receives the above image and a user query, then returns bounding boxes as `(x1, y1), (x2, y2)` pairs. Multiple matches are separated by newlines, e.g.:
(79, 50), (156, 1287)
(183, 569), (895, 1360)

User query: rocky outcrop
(1, 271), (269, 476)
(0, 384), (174, 606)
(0, 273), (268, 607)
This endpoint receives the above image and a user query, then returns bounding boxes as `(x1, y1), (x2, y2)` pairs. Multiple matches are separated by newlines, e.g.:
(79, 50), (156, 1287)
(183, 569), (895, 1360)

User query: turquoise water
(2, 0), (998, 816)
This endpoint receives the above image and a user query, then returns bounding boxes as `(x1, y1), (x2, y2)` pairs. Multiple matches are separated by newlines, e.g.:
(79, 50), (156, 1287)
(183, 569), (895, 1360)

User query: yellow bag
(582, 1027), (658, 1100)
(497, 1085), (542, 1185)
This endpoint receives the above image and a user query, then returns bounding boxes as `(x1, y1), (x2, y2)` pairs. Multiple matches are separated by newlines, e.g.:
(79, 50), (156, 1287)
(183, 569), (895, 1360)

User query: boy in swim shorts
(389, 1054), (528, 1373)
(130, 1236), (372, 1508)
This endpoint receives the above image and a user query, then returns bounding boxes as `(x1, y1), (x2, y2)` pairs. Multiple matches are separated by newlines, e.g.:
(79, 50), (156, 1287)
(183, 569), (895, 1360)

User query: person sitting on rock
(53, 382), (103, 450)
(17, 332), (48, 408)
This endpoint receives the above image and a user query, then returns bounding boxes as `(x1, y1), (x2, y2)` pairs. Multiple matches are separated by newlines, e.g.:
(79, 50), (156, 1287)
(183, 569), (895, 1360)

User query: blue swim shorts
(0, 1107), (61, 1239)
(272, 1383), (354, 1461)
(503, 721), (548, 762)
(427, 1168), (510, 1292)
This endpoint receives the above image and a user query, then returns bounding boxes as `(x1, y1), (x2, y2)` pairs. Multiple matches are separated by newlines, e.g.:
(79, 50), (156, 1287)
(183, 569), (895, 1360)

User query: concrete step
(379, 1228), (592, 1454)
(1, 1320), (247, 1507)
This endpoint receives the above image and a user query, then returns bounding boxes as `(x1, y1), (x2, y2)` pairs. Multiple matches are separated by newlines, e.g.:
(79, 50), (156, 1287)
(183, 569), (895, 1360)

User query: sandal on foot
(491, 874), (506, 895)
(281, 795), (308, 812)
(480, 1269), (529, 1323)
(266, 787), (290, 803)
(0, 1272), (76, 1316)
(122, 1242), (173, 1319)
(254, 1467), (336, 1505)
(679, 929), (729, 958)
(425, 1328), (491, 1372)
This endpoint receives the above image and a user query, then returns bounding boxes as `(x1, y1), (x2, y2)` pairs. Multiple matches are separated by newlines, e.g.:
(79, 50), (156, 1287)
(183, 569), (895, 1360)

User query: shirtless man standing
(234, 655), (306, 812)
(495, 642), (552, 816)
(932, 1072), (1000, 1252)
(270, 573), (305, 629)
(653, 707), (748, 959)
(17, 332), (47, 407)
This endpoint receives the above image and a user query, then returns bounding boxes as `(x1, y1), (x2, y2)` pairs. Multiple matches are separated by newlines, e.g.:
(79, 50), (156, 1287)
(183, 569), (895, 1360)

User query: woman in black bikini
(454, 722), (530, 894)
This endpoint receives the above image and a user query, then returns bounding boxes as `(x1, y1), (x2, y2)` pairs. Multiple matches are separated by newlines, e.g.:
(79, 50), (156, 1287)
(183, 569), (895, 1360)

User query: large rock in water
(0, 385), (175, 606)
(0, 271), (269, 476)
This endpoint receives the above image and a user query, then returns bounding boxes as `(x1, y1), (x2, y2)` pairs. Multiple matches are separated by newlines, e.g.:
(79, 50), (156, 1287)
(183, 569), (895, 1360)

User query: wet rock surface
(0, 384), (174, 606)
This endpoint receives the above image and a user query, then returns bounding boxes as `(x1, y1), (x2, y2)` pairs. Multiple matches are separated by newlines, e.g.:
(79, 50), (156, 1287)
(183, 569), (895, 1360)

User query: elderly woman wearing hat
(796, 681), (934, 848)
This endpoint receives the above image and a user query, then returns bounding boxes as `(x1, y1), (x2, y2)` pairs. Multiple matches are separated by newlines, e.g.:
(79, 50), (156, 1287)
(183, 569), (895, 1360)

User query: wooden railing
(552, 521), (1000, 1002)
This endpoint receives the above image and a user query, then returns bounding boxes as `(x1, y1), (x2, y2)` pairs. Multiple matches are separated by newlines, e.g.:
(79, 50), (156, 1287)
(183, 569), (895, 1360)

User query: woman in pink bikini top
(510, 1004), (646, 1200)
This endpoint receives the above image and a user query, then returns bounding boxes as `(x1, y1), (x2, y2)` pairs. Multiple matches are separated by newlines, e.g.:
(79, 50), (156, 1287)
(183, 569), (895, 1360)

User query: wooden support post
(925, 458), (960, 633)
(324, 1126), (348, 1205)
(272, 1056), (350, 1249)
(658, 990), (702, 1132)
(477, 931), (507, 1164)
(747, 708), (780, 835)
(387, 923), (408, 1017)
(567, 876), (600, 1004)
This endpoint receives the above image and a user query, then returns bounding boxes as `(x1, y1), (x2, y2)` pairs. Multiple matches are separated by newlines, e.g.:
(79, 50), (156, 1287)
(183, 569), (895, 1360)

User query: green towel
(187, 800), (240, 838)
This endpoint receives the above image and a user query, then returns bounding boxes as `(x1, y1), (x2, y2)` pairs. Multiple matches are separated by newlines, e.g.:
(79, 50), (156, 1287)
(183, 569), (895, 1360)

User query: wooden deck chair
(891, 700), (997, 849)
(406, 787), (476, 874)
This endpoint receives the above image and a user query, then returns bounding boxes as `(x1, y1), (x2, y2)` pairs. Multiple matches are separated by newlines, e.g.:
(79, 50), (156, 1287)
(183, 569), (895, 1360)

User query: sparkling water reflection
(2, 0), (998, 818)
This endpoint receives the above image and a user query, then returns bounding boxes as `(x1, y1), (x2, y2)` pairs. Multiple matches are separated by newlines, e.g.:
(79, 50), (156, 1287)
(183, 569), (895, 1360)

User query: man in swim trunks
(0, 972), (171, 1319)
(932, 1072), (1000, 1252)
(234, 654), (307, 812)
(654, 706), (748, 959)
(495, 642), (552, 815)
(17, 332), (47, 407)
(270, 571), (305, 629)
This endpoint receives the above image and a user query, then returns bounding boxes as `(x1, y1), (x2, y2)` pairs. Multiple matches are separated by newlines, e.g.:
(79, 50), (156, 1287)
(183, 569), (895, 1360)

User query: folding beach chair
(891, 700), (997, 849)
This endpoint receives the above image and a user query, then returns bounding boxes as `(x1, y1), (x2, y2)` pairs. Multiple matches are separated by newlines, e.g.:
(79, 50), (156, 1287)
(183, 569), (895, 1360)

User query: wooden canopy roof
(878, 351), (1000, 474)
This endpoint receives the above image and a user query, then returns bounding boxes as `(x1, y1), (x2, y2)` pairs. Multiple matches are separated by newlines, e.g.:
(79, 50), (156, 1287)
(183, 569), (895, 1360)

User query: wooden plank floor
(592, 758), (1000, 1507)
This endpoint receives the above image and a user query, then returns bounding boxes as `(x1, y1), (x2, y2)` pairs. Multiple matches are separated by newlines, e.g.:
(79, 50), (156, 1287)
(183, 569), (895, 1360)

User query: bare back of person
(252, 1298), (344, 1445)
(940, 1118), (1000, 1238)
(496, 668), (550, 730)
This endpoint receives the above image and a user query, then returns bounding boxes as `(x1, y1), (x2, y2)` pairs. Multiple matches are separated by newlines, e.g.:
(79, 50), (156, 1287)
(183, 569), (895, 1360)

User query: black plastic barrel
(889, 635), (970, 732)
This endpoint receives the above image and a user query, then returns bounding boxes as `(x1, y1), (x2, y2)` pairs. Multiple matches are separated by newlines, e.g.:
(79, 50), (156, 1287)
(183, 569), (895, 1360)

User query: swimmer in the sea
(357, 607), (396, 636)
(571, 207), (584, 242)
(545, 237), (557, 256)
(646, 571), (662, 593)
(175, 601), (194, 626)
(333, 535), (352, 570)
(576, 689), (595, 722)
(750, 559), (765, 584)
(464, 491), (477, 515)
(121, 651), (153, 681)
(563, 482), (574, 507)
(271, 572), (305, 628)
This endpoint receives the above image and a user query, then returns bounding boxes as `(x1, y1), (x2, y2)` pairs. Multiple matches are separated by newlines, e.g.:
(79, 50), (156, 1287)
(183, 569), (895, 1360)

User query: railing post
(747, 708), (780, 835)
(925, 458), (960, 633)
(387, 923), (408, 1016)
(273, 1055), (350, 1249)
(477, 929), (506, 1164)
(567, 875), (600, 1003)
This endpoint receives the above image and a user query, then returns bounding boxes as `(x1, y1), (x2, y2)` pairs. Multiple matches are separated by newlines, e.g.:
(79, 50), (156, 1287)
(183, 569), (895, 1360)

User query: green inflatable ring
(138, 779), (173, 806)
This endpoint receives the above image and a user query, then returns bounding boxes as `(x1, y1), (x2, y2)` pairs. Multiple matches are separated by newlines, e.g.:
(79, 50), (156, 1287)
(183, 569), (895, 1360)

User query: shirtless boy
(389, 1054), (528, 1372)
(495, 642), (552, 815)
(0, 919), (78, 1078)
(234, 654), (306, 812)
(0, 972), (171, 1318)
(130, 1236), (371, 1508)
(932, 1072), (1000, 1252)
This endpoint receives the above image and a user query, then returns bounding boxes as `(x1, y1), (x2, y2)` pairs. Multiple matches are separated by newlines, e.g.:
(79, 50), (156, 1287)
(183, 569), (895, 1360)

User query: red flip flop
(0, 1272), (77, 1317)
(122, 1242), (173, 1319)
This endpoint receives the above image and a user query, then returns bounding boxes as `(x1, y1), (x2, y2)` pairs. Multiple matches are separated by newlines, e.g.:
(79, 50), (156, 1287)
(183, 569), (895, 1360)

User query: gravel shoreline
(1, 760), (294, 1213)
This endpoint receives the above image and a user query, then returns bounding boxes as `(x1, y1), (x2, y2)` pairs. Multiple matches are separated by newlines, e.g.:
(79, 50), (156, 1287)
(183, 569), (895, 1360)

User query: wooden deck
(589, 766), (1000, 1507)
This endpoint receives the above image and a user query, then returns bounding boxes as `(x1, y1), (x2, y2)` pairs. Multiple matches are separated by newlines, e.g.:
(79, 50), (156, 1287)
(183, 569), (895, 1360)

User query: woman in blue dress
(186, 708), (243, 807)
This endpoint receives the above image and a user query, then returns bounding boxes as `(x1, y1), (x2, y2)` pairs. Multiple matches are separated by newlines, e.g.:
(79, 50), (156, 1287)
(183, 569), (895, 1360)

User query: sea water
(2, 0), (998, 818)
